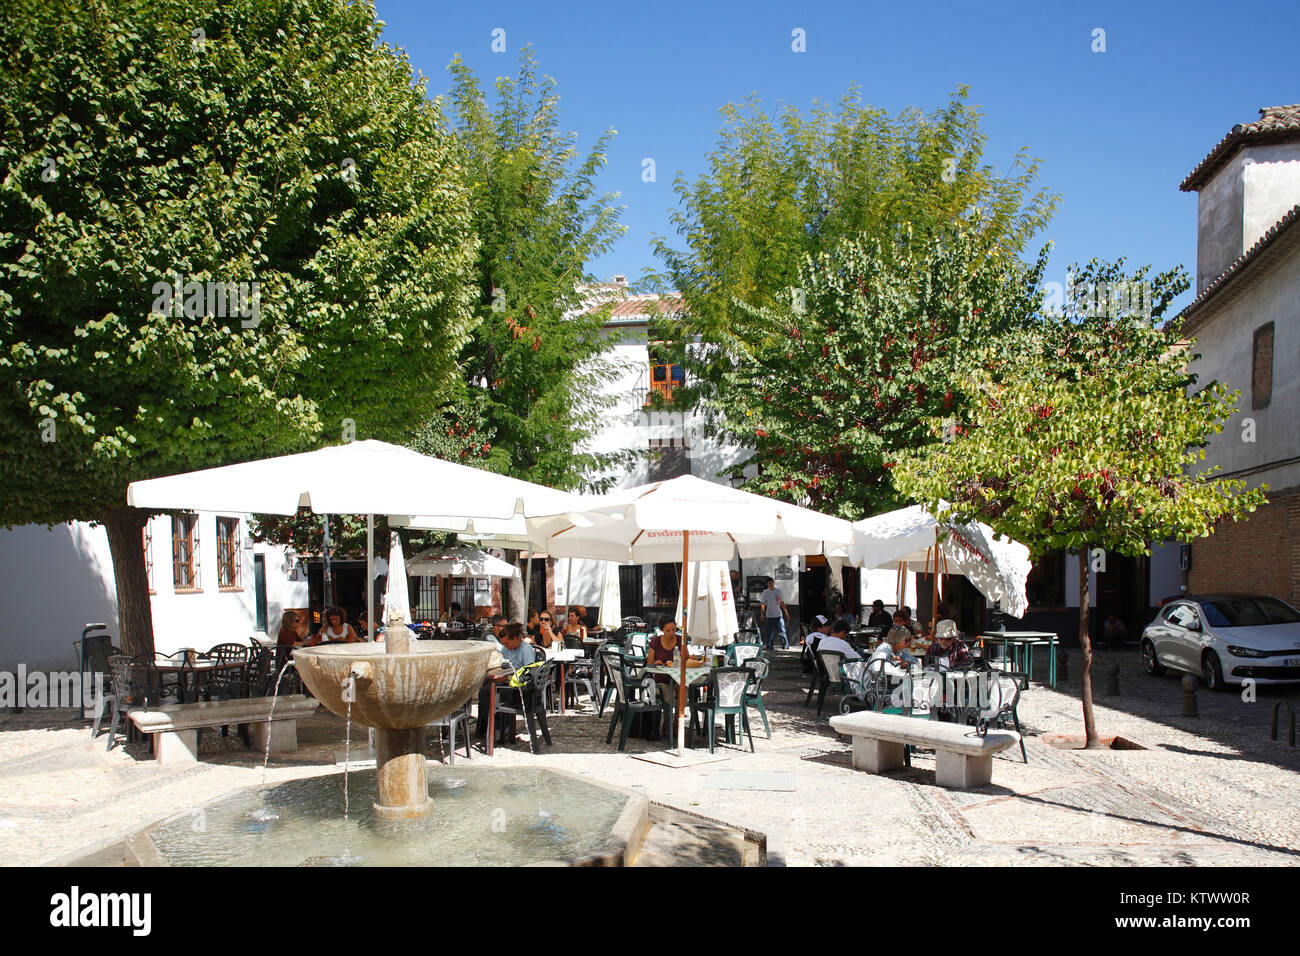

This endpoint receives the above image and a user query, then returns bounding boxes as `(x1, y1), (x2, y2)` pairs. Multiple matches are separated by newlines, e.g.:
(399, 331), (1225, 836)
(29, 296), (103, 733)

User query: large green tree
(714, 224), (1046, 518)
(0, 0), (479, 654)
(441, 48), (626, 492)
(893, 272), (1266, 745)
(652, 86), (1057, 426)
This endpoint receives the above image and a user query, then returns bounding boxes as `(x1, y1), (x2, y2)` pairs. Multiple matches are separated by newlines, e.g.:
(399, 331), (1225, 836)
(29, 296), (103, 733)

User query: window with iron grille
(1252, 322), (1274, 409)
(217, 516), (241, 589)
(143, 523), (154, 593)
(172, 513), (200, 591)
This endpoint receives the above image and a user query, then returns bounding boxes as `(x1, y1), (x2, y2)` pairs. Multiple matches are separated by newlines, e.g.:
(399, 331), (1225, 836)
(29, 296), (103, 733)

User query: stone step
(630, 812), (749, 866)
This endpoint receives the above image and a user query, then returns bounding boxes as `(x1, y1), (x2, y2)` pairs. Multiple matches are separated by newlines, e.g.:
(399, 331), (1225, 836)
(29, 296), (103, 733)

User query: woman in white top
(312, 606), (361, 644)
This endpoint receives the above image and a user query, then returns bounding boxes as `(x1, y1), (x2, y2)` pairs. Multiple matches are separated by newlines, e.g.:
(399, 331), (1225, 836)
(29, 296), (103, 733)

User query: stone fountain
(292, 616), (495, 819)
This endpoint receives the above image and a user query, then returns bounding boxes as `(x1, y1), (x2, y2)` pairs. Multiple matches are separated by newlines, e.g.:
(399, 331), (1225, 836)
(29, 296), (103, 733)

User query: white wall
(0, 513), (303, 669)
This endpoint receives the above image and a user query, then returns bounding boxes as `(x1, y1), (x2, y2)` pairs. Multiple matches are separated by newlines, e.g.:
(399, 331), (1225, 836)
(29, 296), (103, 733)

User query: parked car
(1140, 594), (1300, 690)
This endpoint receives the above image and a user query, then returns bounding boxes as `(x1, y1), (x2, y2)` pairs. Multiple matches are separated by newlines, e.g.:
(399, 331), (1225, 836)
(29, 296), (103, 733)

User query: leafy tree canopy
(439, 48), (627, 492)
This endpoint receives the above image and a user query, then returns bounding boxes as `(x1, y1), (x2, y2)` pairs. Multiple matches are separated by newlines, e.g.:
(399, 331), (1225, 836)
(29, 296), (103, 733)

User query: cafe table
(979, 630), (1058, 689)
(481, 667), (515, 757)
(543, 647), (585, 715)
(151, 656), (247, 702)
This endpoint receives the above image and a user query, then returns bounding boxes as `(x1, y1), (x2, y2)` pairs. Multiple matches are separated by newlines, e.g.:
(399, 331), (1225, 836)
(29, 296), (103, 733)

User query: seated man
(923, 619), (973, 669)
(803, 614), (831, 654)
(866, 599), (892, 629)
(1103, 614), (1129, 644)
(888, 612), (922, 665)
(475, 621), (536, 743)
(812, 620), (860, 661)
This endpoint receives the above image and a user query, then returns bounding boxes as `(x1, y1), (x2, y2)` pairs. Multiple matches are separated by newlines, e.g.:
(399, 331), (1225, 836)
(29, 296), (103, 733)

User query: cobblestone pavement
(2, 647), (1296, 866)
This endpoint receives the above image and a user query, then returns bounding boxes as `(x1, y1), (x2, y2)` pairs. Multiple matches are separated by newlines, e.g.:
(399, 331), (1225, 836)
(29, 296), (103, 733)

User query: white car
(1140, 594), (1300, 690)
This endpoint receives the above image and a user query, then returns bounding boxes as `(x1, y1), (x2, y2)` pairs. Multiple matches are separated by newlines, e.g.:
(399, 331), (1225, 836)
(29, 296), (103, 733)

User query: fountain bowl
(293, 641), (494, 731)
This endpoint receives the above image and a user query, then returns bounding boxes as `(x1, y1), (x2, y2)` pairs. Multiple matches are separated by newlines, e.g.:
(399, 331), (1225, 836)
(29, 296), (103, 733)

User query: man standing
(760, 577), (790, 651)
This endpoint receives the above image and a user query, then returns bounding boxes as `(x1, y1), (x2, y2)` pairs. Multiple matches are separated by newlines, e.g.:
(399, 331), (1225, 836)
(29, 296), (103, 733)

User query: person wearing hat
(801, 614), (832, 672)
(812, 620), (860, 661)
(924, 619), (973, 669)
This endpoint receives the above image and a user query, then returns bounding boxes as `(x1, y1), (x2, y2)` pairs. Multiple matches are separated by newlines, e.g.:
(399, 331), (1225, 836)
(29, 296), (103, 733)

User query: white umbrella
(674, 560), (739, 647)
(598, 561), (622, 629)
(849, 505), (1032, 618)
(127, 439), (575, 641)
(406, 543), (521, 579)
(527, 474), (854, 754)
(526, 475), (853, 563)
(381, 532), (412, 629)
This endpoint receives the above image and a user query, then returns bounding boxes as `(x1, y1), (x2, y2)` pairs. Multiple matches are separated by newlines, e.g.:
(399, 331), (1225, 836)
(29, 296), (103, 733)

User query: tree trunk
(101, 506), (155, 659)
(503, 549), (526, 623)
(1078, 550), (1100, 748)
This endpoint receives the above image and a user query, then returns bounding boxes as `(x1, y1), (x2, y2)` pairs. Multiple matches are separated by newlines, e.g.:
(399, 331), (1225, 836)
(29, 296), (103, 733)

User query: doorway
(619, 565), (642, 619)
(1097, 553), (1147, 644)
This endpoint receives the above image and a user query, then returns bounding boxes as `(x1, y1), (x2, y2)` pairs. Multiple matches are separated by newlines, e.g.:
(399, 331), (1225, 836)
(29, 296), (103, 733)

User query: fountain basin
(293, 641), (494, 730)
(121, 767), (649, 867)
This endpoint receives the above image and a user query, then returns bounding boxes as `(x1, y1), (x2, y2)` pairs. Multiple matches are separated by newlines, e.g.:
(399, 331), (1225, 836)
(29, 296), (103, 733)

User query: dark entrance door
(253, 554), (267, 634)
(798, 565), (828, 624)
(618, 565), (642, 620)
(1097, 553), (1147, 644)
(526, 558), (548, 613)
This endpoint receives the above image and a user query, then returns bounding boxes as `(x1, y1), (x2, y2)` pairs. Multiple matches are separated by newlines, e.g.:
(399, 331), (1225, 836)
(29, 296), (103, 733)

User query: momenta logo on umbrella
(49, 886), (151, 936)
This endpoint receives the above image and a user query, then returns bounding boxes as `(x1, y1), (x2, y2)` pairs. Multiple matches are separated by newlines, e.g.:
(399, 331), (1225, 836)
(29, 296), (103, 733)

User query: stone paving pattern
(1, 648), (1296, 866)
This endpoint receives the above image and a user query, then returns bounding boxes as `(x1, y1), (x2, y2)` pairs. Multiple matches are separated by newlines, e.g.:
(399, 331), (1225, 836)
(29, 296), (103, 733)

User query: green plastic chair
(688, 666), (755, 753)
(739, 655), (771, 738)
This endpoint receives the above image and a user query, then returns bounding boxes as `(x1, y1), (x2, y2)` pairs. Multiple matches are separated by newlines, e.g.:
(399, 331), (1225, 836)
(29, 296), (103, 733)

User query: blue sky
(375, 0), (1299, 311)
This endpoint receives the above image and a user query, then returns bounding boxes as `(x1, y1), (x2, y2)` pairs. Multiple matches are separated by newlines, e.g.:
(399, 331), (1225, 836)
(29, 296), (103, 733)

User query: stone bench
(128, 695), (318, 767)
(829, 711), (1020, 788)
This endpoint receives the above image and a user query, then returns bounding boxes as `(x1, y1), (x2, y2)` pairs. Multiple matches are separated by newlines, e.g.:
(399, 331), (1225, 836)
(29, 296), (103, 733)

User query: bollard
(1057, 650), (1068, 682)
(1271, 701), (1295, 746)
(1104, 659), (1120, 696)
(1181, 674), (1198, 717)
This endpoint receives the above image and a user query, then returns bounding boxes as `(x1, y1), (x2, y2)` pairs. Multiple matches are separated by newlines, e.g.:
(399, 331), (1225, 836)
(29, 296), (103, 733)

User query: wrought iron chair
(975, 671), (1028, 763)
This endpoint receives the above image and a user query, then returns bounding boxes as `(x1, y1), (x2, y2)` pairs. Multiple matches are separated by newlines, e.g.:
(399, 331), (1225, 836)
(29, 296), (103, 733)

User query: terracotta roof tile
(1181, 105), (1300, 192)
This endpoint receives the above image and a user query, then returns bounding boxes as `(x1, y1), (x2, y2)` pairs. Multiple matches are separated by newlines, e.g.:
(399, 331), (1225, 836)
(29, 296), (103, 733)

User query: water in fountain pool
(146, 768), (630, 866)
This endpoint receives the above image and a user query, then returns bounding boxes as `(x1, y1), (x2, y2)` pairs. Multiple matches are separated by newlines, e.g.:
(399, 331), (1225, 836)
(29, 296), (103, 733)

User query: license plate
(1285, 658), (1300, 668)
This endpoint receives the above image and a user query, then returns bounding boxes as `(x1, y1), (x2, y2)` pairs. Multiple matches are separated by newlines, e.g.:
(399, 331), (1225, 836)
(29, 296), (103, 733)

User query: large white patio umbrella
(674, 560), (740, 647)
(406, 543), (521, 580)
(849, 505), (1032, 618)
(127, 439), (576, 638)
(526, 474), (854, 754)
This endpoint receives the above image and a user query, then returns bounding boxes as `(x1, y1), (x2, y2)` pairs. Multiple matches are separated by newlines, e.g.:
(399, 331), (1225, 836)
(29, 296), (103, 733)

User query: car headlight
(1225, 645), (1268, 658)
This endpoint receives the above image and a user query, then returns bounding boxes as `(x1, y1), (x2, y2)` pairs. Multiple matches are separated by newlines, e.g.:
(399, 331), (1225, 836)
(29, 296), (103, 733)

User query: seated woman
(533, 611), (559, 650)
(313, 606), (362, 645)
(646, 619), (700, 668)
(276, 610), (310, 649)
(870, 625), (918, 679)
(439, 602), (465, 626)
(561, 608), (587, 643)
(889, 611), (922, 664)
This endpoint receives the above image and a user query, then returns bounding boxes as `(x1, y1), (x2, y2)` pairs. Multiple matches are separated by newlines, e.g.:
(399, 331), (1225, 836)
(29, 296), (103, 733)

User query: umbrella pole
(564, 559), (573, 631)
(932, 529), (940, 627)
(366, 515), (374, 642)
(523, 551), (533, 622)
(678, 532), (690, 756)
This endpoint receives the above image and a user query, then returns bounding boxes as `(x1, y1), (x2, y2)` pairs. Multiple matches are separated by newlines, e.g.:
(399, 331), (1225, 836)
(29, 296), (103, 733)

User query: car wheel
(1141, 639), (1165, 676)
(1203, 650), (1227, 692)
